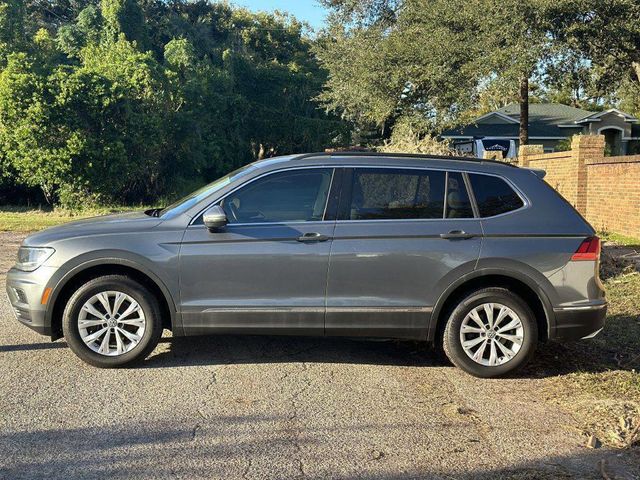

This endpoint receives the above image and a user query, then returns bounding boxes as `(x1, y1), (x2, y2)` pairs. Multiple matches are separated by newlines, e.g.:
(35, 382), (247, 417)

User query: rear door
(325, 167), (482, 339)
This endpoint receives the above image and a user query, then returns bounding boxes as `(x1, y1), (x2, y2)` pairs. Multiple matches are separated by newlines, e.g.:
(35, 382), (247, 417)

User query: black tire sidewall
(62, 276), (162, 368)
(444, 288), (538, 378)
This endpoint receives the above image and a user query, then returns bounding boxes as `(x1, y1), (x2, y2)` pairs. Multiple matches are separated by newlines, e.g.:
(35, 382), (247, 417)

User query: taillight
(571, 236), (600, 261)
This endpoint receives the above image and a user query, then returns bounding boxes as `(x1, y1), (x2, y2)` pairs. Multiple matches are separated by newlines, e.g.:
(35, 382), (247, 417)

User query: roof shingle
(442, 103), (592, 138)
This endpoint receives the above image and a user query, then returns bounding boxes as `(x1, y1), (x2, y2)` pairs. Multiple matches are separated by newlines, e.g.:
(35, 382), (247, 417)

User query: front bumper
(551, 302), (607, 341)
(6, 266), (58, 336)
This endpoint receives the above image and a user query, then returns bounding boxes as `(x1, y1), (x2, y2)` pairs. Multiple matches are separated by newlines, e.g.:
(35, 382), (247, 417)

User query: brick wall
(516, 136), (640, 239)
(585, 158), (640, 237)
(525, 151), (577, 206)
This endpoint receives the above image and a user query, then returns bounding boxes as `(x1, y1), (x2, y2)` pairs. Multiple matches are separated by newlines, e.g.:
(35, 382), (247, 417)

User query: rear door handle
(297, 232), (331, 243)
(440, 230), (476, 240)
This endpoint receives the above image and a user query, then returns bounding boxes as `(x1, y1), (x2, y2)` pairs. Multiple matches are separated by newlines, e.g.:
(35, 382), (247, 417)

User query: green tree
(101, 0), (147, 45)
(551, 0), (640, 117)
(318, 0), (577, 145)
(0, 0), (349, 207)
(57, 5), (102, 57)
(0, 0), (26, 60)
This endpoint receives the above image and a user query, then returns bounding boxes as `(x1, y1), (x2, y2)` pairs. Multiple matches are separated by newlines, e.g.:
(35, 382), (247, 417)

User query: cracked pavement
(0, 232), (638, 479)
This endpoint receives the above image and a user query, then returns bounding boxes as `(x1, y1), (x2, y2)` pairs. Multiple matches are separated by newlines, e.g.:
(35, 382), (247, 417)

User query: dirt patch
(600, 241), (640, 280)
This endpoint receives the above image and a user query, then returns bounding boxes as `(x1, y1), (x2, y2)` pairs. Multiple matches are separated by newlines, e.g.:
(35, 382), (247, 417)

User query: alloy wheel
(77, 291), (146, 356)
(459, 302), (524, 366)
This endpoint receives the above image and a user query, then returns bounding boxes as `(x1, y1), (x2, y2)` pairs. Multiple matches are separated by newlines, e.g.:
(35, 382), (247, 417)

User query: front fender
(44, 250), (182, 338)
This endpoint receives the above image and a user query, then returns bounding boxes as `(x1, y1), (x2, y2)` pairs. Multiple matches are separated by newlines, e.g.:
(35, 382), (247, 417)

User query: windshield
(160, 164), (256, 218)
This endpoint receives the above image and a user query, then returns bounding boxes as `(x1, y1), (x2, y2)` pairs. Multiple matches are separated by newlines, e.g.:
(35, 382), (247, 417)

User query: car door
(325, 167), (482, 339)
(179, 167), (339, 335)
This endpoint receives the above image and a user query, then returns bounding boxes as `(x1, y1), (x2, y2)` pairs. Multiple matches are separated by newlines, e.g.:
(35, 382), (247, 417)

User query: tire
(443, 287), (538, 378)
(62, 275), (163, 368)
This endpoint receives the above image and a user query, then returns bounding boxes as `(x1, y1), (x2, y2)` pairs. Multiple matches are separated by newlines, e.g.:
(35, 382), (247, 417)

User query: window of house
(221, 168), (333, 223)
(468, 173), (524, 217)
(347, 168), (446, 220)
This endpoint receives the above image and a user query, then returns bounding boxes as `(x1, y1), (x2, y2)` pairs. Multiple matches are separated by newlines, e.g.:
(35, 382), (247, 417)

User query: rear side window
(348, 168), (446, 220)
(469, 174), (524, 217)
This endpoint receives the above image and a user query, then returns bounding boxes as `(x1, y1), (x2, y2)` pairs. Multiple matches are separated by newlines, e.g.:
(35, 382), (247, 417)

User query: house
(441, 103), (640, 158)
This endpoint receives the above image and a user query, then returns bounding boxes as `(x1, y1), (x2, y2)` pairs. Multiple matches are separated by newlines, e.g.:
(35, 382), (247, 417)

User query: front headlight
(15, 247), (55, 272)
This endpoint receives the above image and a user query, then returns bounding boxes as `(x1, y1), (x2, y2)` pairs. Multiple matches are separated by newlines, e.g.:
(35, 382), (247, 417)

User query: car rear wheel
(443, 287), (538, 378)
(62, 275), (163, 368)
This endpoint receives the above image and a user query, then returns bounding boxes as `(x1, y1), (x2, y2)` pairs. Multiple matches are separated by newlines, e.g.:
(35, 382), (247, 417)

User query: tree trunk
(519, 76), (529, 147)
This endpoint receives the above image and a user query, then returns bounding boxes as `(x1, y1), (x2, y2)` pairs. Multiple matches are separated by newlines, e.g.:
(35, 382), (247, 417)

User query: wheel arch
(46, 258), (178, 340)
(429, 268), (555, 345)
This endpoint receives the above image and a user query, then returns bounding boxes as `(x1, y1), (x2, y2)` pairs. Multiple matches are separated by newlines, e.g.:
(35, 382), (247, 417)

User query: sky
(235, 1), (328, 29)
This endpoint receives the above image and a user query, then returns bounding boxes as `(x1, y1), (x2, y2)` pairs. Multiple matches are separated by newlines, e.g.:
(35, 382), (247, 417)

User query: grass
(599, 231), (640, 247)
(0, 205), (149, 232)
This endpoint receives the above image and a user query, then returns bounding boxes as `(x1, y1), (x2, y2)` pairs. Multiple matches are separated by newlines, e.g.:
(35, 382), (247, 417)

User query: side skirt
(181, 306), (431, 340)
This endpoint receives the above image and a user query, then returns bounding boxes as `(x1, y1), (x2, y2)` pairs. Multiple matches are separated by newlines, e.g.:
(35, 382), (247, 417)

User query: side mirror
(203, 205), (228, 231)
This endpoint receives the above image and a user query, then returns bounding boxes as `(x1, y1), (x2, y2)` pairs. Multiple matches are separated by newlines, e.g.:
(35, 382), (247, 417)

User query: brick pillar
(517, 144), (544, 167)
(571, 135), (605, 216)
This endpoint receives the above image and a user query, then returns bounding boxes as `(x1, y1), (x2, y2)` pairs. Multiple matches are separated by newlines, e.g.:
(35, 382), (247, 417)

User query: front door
(179, 167), (337, 335)
(325, 167), (482, 338)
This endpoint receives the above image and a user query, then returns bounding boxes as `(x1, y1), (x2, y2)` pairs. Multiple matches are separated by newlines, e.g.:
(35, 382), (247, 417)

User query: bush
(0, 0), (350, 209)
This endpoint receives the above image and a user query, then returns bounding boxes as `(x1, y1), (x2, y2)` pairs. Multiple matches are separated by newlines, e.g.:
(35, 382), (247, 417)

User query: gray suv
(6, 153), (606, 377)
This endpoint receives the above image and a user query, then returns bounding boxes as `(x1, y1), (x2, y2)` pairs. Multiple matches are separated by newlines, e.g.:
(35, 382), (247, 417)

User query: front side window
(221, 168), (333, 224)
(347, 168), (446, 220)
(469, 173), (524, 217)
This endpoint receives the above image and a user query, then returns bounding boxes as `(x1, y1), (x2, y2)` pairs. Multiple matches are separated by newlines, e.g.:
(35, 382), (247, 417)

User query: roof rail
(294, 151), (518, 167)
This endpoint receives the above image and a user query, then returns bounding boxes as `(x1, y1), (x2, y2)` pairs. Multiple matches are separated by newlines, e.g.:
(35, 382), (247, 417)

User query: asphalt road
(0, 232), (637, 480)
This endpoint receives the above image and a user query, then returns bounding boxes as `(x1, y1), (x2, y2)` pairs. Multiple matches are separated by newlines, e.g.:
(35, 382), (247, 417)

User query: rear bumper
(550, 302), (607, 341)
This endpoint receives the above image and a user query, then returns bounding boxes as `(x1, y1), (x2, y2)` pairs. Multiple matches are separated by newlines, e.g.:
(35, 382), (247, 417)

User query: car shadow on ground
(142, 335), (447, 369)
(136, 333), (631, 378)
(0, 332), (631, 377)
(0, 341), (68, 353)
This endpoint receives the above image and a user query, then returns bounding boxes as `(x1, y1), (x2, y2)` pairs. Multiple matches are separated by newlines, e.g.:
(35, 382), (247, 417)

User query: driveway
(0, 232), (637, 479)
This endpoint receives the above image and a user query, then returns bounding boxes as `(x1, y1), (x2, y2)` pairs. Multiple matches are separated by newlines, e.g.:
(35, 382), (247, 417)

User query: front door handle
(297, 232), (330, 243)
(440, 230), (476, 240)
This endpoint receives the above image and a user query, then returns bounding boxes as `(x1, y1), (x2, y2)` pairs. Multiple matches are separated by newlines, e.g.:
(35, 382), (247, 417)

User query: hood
(22, 211), (163, 247)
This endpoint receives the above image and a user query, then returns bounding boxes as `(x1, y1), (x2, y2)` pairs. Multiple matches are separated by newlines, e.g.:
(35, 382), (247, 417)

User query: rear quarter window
(469, 174), (524, 217)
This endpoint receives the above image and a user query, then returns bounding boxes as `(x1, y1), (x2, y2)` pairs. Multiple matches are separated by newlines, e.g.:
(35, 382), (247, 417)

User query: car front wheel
(62, 275), (163, 368)
(443, 287), (538, 378)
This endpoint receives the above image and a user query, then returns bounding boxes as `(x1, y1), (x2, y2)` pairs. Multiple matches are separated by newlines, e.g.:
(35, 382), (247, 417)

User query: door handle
(440, 230), (476, 240)
(297, 232), (330, 243)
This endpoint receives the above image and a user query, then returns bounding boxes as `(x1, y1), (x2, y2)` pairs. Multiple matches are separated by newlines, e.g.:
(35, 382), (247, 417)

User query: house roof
(441, 103), (628, 139)
(575, 108), (638, 124)
(496, 103), (593, 124)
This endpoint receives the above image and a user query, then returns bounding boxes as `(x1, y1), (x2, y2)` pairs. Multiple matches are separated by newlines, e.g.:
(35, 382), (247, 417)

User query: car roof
(250, 151), (518, 173)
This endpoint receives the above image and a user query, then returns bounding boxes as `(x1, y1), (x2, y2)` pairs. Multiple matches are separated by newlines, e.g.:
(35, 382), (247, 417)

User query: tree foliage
(0, 0), (349, 207)
(317, 0), (559, 144)
(317, 0), (640, 144)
